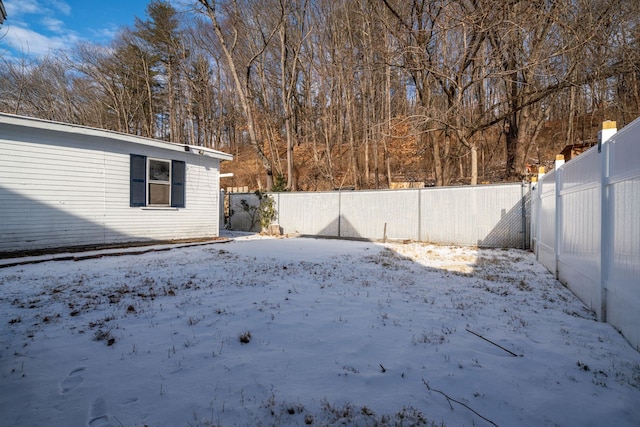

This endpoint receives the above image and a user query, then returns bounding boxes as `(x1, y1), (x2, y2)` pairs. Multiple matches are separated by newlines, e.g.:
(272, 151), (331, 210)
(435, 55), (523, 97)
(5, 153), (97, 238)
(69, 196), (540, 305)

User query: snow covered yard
(1, 233), (639, 427)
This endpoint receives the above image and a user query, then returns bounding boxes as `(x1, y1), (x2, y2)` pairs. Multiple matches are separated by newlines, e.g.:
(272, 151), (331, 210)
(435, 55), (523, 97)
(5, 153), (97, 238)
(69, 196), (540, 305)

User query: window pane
(149, 183), (170, 205)
(149, 160), (170, 182)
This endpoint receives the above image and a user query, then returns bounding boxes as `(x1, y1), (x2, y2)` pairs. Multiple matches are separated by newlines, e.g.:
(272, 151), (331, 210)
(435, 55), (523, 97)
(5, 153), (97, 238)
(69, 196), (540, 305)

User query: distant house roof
(560, 142), (596, 162)
(0, 113), (233, 161)
(0, 0), (7, 25)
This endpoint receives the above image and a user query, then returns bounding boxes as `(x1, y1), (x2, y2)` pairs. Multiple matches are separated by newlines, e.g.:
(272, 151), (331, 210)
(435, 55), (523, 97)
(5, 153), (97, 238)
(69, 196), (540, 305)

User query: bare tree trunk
(505, 112), (519, 180)
(470, 145), (478, 185)
(432, 132), (445, 186)
(346, 89), (361, 189)
(566, 85), (576, 146)
(385, 60), (392, 188)
(198, 0), (274, 189)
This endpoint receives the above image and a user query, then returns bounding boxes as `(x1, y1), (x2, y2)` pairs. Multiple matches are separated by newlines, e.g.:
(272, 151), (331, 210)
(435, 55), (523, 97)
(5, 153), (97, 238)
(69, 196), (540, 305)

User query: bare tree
(73, 34), (158, 136)
(2, 0), (638, 190)
(196, 0), (284, 189)
(277, 0), (310, 190)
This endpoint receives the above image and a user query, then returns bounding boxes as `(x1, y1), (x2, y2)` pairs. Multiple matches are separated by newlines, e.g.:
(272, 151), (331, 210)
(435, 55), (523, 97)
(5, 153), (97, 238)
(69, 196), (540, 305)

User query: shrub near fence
(227, 182), (531, 249)
(532, 119), (640, 351)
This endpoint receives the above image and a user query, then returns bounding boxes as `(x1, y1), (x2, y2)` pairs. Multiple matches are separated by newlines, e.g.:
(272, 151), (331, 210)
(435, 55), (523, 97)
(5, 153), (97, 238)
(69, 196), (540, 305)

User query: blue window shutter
(130, 154), (146, 207)
(171, 160), (185, 208)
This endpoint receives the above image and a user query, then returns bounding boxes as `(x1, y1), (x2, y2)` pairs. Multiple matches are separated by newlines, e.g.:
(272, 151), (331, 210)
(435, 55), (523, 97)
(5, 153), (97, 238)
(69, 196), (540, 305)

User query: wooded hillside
(2, 0), (639, 191)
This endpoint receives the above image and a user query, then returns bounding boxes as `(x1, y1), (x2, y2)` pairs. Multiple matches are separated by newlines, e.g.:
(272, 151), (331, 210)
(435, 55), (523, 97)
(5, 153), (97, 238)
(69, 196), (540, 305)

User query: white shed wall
(0, 118), (223, 253)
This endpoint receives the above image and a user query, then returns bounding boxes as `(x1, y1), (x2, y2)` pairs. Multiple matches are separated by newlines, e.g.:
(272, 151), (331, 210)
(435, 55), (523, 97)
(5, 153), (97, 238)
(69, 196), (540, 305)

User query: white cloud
(4, 0), (71, 18)
(4, 0), (43, 17)
(0, 0), (79, 59)
(49, 0), (71, 16)
(41, 17), (65, 33)
(90, 24), (119, 41)
(3, 24), (79, 57)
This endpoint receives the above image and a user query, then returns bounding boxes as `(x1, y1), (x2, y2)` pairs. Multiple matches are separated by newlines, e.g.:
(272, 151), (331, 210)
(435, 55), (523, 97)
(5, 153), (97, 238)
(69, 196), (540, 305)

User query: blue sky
(0, 0), (157, 59)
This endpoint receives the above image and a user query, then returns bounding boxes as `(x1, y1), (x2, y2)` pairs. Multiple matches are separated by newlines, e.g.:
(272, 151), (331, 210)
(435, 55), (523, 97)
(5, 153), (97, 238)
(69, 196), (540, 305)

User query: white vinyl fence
(531, 118), (640, 351)
(226, 183), (530, 249)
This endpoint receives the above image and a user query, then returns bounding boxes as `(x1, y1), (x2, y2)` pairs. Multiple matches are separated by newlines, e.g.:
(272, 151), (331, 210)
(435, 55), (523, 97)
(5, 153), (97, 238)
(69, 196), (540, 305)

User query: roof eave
(0, 113), (233, 162)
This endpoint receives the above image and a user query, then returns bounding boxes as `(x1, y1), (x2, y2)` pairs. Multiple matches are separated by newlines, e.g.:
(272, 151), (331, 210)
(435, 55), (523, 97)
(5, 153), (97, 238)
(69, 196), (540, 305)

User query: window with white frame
(130, 154), (185, 208)
(148, 158), (171, 205)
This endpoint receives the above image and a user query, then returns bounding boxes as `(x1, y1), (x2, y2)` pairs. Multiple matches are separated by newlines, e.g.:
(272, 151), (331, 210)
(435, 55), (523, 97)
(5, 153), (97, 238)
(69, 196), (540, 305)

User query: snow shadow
(477, 190), (531, 249)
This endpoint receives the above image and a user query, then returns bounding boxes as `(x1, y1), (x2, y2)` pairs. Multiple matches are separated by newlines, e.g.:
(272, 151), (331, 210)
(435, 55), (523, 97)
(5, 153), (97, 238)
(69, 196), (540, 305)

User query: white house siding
(102, 142), (222, 245)
(0, 114), (231, 254)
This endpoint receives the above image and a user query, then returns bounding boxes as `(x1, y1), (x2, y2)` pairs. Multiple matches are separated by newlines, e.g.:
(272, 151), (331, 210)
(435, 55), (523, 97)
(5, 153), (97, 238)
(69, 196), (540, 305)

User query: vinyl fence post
(554, 155), (566, 276)
(536, 167), (546, 263)
(521, 180), (527, 250)
(530, 176), (538, 252)
(418, 189), (422, 242)
(338, 189), (342, 238)
(554, 161), (562, 279)
(599, 120), (617, 322)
